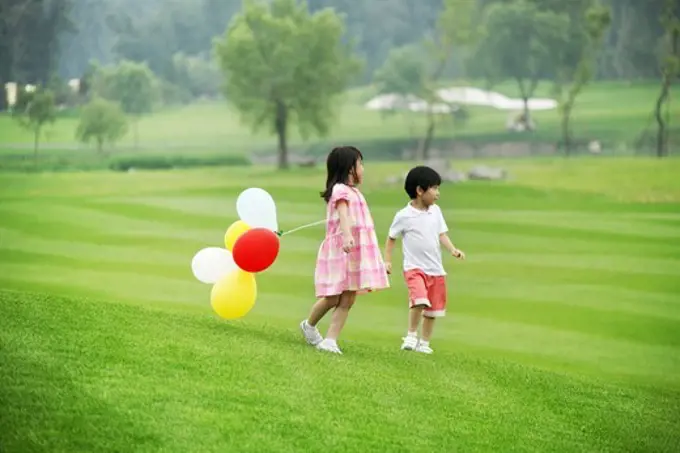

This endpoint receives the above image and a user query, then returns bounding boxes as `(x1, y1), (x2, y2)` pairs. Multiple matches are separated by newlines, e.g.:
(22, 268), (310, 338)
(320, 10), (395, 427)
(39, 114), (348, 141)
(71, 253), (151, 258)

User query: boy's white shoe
(415, 341), (433, 354)
(316, 338), (343, 354)
(400, 335), (418, 351)
(300, 320), (323, 346)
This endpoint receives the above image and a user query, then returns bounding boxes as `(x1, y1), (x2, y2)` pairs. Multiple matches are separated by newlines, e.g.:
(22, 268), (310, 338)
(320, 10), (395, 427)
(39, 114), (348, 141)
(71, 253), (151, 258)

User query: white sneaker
(316, 339), (343, 354)
(300, 320), (323, 346)
(415, 342), (433, 354)
(400, 335), (418, 351)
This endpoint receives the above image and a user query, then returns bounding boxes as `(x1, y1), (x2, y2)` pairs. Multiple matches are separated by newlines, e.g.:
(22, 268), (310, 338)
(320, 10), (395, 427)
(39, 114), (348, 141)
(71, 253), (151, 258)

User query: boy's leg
(421, 316), (436, 342)
(408, 306), (424, 334)
(418, 276), (447, 354)
(317, 291), (357, 354)
(301, 295), (339, 345)
(402, 270), (430, 351)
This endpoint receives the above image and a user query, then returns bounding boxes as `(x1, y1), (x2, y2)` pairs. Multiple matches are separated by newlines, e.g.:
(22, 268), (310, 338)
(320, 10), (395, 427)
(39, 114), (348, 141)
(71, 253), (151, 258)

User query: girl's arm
(384, 237), (397, 274)
(337, 200), (354, 251)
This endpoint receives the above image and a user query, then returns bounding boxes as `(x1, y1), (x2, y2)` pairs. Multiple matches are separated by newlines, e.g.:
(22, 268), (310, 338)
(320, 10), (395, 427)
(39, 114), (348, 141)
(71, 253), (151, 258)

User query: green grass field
(1, 81), (678, 157)
(1, 158), (679, 452)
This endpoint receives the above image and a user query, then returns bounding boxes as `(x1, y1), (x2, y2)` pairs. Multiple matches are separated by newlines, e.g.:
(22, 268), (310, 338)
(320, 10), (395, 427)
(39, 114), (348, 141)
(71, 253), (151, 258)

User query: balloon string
(277, 219), (325, 237)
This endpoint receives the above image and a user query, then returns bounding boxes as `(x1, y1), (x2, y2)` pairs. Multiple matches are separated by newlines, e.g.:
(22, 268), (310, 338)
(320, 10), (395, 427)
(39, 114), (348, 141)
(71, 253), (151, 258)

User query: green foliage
(213, 0), (362, 168)
(171, 52), (221, 99)
(95, 60), (158, 116)
(373, 45), (428, 98)
(12, 87), (57, 160)
(76, 97), (128, 153)
(108, 154), (250, 171)
(477, 1), (569, 108)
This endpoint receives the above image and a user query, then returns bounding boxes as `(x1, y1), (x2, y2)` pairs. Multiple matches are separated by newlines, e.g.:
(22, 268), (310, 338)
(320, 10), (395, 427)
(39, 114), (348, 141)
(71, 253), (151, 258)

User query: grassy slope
(1, 158), (680, 452)
(0, 81), (678, 153)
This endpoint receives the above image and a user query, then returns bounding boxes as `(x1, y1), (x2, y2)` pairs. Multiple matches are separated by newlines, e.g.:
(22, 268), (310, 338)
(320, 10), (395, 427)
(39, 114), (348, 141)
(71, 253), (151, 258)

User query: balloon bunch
(191, 188), (281, 320)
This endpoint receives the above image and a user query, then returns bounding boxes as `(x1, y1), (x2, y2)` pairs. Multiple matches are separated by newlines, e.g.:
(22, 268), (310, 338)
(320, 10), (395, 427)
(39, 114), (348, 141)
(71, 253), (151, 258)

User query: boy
(384, 166), (465, 354)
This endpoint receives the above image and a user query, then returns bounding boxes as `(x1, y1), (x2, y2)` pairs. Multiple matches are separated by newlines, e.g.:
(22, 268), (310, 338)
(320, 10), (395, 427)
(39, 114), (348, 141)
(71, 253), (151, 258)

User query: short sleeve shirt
(388, 203), (448, 276)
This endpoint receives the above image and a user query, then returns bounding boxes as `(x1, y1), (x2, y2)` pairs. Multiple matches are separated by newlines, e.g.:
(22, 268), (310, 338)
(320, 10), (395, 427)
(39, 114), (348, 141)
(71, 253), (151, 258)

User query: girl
(299, 146), (390, 354)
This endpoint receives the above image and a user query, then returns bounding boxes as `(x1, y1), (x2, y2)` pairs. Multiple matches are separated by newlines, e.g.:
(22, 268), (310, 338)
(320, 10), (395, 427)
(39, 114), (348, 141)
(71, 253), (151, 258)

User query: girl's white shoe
(415, 342), (433, 354)
(300, 320), (323, 346)
(316, 338), (343, 354)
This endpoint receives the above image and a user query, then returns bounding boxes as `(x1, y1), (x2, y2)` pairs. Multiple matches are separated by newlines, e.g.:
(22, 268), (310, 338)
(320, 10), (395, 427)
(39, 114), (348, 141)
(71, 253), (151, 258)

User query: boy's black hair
(404, 166), (442, 199)
(320, 146), (364, 203)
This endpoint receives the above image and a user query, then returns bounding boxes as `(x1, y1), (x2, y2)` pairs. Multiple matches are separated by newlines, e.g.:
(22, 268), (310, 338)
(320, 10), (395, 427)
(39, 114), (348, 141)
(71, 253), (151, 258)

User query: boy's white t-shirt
(388, 203), (448, 276)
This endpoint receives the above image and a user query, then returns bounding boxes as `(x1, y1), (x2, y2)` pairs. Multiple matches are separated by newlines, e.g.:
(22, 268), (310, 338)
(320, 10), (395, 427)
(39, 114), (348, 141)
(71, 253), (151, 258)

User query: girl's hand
(453, 248), (466, 260)
(342, 233), (355, 253)
(385, 262), (392, 274)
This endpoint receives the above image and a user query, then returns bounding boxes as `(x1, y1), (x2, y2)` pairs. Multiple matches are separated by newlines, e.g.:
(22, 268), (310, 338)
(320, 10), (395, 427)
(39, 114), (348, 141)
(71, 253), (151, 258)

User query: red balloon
(232, 228), (280, 273)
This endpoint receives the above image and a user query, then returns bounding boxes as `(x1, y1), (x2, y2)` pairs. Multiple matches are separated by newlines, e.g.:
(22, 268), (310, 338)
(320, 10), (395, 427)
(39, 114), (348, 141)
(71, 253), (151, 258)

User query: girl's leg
(325, 291), (357, 341)
(308, 296), (340, 326)
(301, 296), (340, 346)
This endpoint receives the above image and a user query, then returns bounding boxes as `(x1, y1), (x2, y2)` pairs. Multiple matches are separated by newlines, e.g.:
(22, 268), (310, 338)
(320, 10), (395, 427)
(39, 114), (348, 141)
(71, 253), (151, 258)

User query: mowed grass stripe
(2, 289), (678, 452)
(455, 210), (680, 239)
(472, 252), (680, 276)
(0, 228), (198, 265)
(454, 277), (680, 320)
(462, 260), (679, 294)
(0, 262), (203, 305)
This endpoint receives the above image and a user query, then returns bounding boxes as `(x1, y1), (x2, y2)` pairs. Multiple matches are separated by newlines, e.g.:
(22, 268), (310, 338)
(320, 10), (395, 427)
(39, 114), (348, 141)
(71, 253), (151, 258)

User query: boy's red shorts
(404, 269), (447, 318)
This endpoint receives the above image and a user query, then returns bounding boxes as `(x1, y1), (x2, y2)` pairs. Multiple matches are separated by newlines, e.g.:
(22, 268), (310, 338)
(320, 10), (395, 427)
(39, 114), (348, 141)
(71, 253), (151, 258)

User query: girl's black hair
(320, 146), (363, 203)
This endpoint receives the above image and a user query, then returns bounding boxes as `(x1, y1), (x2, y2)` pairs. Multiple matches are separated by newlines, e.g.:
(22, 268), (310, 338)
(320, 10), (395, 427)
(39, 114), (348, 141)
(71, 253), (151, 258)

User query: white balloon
(236, 187), (278, 232)
(191, 247), (237, 284)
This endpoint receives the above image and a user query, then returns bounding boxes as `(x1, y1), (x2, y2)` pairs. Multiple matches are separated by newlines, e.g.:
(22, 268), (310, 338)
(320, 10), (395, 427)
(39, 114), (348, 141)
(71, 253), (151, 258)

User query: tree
(477, 0), (569, 127)
(75, 97), (128, 153)
(12, 87), (57, 166)
(373, 0), (478, 160)
(553, 2), (611, 155)
(95, 60), (157, 149)
(171, 52), (221, 99)
(213, 0), (362, 169)
(373, 44), (428, 139)
(655, 0), (680, 158)
(417, 0), (479, 160)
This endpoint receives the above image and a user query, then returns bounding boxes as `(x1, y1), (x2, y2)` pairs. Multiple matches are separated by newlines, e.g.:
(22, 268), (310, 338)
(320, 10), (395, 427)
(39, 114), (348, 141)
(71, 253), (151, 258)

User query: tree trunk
(656, 28), (679, 158)
(655, 81), (668, 158)
(33, 126), (40, 168)
(97, 137), (103, 154)
(0, 77), (6, 112)
(133, 118), (139, 150)
(561, 102), (573, 157)
(522, 97), (530, 129)
(418, 108), (436, 161)
(275, 100), (288, 170)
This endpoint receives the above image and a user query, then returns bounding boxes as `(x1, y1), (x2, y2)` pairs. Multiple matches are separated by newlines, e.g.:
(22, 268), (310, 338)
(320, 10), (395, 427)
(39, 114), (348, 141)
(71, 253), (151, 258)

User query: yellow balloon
(210, 269), (257, 320)
(224, 220), (250, 251)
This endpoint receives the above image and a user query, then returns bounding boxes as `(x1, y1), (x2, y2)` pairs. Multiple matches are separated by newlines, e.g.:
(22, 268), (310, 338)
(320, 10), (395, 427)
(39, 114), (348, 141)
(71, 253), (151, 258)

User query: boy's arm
(439, 233), (464, 259)
(438, 207), (465, 260)
(384, 213), (403, 274)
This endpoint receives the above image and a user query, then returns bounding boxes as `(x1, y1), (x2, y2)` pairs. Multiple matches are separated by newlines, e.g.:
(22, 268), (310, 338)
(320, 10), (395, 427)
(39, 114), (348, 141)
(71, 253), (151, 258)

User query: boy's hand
(453, 248), (466, 260)
(385, 262), (392, 274)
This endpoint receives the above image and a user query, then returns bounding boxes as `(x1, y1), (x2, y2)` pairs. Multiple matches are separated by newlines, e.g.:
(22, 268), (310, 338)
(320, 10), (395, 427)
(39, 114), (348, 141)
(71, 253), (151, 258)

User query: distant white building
(364, 86), (557, 114)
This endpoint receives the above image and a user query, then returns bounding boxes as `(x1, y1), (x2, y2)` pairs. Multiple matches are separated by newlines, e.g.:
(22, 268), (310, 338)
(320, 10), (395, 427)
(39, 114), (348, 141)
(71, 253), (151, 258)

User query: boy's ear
(416, 186), (424, 196)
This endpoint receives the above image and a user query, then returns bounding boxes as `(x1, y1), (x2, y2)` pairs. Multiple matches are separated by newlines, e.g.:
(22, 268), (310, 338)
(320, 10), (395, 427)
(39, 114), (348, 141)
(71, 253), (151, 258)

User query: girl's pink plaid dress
(315, 184), (390, 298)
